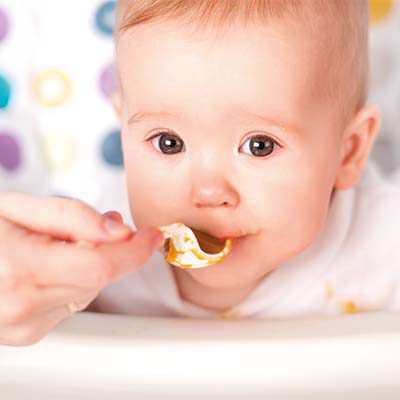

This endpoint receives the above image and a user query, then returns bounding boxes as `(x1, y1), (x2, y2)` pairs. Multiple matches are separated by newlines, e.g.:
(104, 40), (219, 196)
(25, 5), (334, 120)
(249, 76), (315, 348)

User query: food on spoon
(159, 223), (233, 269)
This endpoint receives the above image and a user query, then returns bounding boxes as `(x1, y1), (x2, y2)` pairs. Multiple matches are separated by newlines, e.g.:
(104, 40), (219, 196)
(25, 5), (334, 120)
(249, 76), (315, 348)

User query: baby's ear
(334, 106), (381, 190)
(111, 91), (122, 122)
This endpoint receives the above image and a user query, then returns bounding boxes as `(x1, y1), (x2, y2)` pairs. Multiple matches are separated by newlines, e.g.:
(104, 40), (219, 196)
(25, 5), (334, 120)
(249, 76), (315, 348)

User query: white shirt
(92, 161), (400, 320)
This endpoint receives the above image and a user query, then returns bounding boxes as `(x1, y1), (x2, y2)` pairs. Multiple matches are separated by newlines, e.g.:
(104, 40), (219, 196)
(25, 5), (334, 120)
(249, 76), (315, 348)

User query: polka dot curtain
(0, 0), (399, 217)
(368, 0), (400, 176)
(0, 0), (132, 221)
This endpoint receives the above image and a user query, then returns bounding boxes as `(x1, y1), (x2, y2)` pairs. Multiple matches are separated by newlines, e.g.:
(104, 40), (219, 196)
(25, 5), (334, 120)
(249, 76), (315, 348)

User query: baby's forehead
(119, 22), (319, 93)
(118, 23), (316, 94)
(115, 0), (368, 123)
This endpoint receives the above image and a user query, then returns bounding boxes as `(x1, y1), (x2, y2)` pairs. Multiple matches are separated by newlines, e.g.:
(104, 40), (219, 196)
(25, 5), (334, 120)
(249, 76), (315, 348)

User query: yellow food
(159, 223), (233, 269)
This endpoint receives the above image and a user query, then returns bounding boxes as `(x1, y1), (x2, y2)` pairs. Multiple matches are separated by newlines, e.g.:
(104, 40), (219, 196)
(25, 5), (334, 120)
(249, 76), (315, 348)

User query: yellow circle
(40, 132), (77, 172)
(33, 70), (71, 107)
(369, 0), (394, 23)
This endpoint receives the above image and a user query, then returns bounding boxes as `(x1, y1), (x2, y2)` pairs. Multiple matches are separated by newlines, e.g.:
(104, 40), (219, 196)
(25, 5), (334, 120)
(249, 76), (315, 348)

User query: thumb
(95, 226), (165, 283)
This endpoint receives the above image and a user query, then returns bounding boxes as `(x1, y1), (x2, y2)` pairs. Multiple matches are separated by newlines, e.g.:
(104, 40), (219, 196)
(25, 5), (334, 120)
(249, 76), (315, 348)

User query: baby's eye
(150, 132), (185, 155)
(239, 134), (279, 157)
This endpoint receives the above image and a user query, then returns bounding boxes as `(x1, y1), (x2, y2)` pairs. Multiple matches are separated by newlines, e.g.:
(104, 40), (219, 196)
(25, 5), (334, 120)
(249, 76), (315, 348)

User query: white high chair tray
(1, 311), (400, 399)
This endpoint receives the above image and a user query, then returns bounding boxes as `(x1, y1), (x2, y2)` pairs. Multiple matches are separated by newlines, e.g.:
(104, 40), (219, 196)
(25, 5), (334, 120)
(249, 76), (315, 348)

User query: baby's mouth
(189, 226), (247, 254)
(190, 227), (229, 254)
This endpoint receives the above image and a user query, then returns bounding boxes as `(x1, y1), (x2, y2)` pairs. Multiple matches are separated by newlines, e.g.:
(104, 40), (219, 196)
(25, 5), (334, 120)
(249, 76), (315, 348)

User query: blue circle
(0, 74), (11, 109)
(101, 130), (124, 167)
(95, 1), (116, 36)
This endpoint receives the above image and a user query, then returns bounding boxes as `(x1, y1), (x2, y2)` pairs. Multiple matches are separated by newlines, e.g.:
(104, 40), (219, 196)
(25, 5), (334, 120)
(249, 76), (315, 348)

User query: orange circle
(33, 70), (71, 107)
(369, 0), (394, 23)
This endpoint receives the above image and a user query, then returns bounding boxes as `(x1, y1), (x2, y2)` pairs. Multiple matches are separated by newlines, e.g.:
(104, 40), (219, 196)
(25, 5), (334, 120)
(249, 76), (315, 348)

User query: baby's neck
(171, 267), (262, 313)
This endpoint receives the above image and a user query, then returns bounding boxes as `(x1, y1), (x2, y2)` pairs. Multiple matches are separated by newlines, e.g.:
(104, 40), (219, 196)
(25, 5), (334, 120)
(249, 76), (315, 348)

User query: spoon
(159, 223), (234, 269)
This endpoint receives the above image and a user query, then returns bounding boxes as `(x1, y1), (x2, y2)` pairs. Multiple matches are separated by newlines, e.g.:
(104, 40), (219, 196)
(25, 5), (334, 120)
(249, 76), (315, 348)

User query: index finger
(0, 192), (132, 243)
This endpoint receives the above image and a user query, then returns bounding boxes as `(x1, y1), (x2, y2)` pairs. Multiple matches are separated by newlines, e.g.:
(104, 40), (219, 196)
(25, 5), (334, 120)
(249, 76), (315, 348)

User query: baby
(1, 0), (400, 346)
(98, 0), (400, 318)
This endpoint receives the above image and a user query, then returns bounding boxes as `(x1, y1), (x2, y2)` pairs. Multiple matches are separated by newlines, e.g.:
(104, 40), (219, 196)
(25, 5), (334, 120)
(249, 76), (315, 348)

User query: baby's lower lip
(222, 235), (248, 258)
(228, 235), (248, 246)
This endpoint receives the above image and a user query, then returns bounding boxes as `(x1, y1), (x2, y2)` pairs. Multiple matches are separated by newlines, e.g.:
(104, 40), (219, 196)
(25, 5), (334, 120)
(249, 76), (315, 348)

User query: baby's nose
(190, 178), (239, 209)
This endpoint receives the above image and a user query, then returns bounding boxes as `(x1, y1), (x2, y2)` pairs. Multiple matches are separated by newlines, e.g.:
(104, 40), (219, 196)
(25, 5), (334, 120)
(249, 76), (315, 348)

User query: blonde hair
(115, 0), (369, 123)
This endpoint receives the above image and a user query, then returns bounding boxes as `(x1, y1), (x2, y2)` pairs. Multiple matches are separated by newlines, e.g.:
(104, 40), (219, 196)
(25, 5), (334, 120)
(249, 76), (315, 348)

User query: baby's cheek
(125, 166), (186, 229)
(288, 197), (329, 254)
(260, 182), (331, 257)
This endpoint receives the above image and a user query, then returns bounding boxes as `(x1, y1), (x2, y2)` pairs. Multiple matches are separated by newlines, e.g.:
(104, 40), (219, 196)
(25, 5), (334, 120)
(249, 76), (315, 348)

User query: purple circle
(0, 8), (10, 42)
(99, 63), (117, 98)
(0, 132), (22, 171)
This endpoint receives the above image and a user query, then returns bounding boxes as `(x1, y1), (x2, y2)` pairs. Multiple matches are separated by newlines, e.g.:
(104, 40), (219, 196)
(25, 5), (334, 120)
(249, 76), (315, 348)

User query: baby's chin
(180, 231), (313, 290)
(180, 238), (271, 290)
(185, 264), (264, 290)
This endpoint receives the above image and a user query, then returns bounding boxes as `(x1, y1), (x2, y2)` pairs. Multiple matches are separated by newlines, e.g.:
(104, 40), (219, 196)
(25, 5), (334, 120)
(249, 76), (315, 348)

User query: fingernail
(104, 216), (131, 236)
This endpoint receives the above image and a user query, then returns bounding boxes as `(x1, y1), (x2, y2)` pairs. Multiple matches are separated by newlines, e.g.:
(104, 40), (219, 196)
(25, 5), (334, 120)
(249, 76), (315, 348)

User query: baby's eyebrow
(232, 111), (301, 136)
(128, 111), (179, 126)
(128, 110), (301, 136)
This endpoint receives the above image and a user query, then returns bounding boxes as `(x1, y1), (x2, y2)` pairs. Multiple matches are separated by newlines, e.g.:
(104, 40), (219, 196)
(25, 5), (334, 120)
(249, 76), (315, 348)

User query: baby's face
(115, 19), (345, 289)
